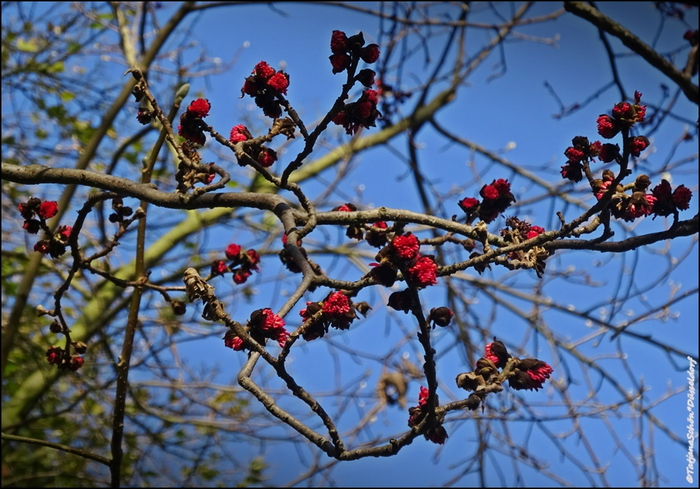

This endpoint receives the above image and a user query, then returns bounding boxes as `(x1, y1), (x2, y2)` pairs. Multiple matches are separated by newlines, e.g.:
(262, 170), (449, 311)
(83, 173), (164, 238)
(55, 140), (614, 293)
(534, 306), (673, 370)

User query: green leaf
(16, 37), (39, 53)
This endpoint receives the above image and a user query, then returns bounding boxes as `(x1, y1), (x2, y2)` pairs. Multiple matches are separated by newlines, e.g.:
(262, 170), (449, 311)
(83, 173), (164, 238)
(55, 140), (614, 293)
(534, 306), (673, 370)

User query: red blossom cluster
(224, 308), (289, 351)
(593, 169), (692, 223)
(45, 345), (84, 372)
(501, 216), (545, 242)
(228, 124), (278, 168)
(456, 339), (554, 413)
(407, 386), (448, 445)
(369, 232), (438, 289)
(650, 179), (693, 217)
(596, 90), (647, 140)
(241, 61), (290, 119)
(458, 178), (516, 223)
(178, 98), (211, 145)
(211, 242), (261, 284)
(299, 291), (369, 341)
(560, 136), (607, 182)
(327, 30), (381, 134)
(329, 30), (379, 74)
(555, 91), (693, 223)
(18, 198), (72, 258)
(332, 88), (381, 135)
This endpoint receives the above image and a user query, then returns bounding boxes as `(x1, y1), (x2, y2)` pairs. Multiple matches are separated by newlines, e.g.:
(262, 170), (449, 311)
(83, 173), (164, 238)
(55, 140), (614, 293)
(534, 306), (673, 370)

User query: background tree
(1, 2), (698, 487)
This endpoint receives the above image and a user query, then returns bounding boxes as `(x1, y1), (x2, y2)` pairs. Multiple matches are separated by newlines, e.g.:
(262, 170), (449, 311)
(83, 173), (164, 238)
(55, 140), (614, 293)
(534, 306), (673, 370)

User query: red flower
(225, 244), (242, 260)
(211, 260), (228, 276)
(417, 386), (429, 407)
(46, 346), (63, 366)
(259, 308), (285, 334)
(34, 240), (50, 254)
(56, 225), (71, 242)
(624, 194), (656, 221)
(373, 221), (387, 229)
(247, 249), (261, 269)
(597, 115), (619, 139)
(634, 91), (646, 122)
(249, 308), (288, 348)
(509, 359), (553, 391)
(329, 53), (351, 74)
(526, 361), (553, 389)
(459, 197), (479, 214)
(526, 225), (545, 240)
(322, 291), (351, 316)
(521, 359), (553, 390)
(564, 147), (585, 163)
(672, 185), (693, 210)
(336, 203), (355, 212)
(331, 30), (348, 54)
(224, 330), (245, 351)
(391, 233), (420, 261)
(484, 340), (510, 369)
(356, 89), (378, 119)
(636, 104), (646, 122)
(481, 184), (499, 201)
(360, 44), (380, 63)
(257, 147), (277, 167)
(332, 110), (347, 125)
(241, 79), (258, 96)
(267, 72), (289, 94)
(408, 256), (437, 287)
(38, 201), (58, 219)
(253, 61), (275, 80)
(629, 136), (649, 157)
(276, 329), (288, 348)
(68, 356), (84, 372)
(652, 179), (672, 200)
(612, 101), (634, 121)
(229, 124), (250, 143)
(233, 269), (251, 284)
(187, 98), (211, 118)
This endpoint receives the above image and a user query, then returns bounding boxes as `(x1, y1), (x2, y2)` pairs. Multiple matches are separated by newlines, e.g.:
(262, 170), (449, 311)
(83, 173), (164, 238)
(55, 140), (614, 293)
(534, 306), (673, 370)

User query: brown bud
(354, 301), (372, 317)
(49, 320), (63, 334)
(172, 300), (187, 316)
(427, 307), (453, 328)
(456, 372), (484, 392)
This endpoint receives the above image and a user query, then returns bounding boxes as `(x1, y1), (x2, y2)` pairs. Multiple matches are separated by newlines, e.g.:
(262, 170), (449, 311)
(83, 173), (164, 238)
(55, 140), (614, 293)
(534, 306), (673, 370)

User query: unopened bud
(50, 321), (63, 334)
(36, 305), (53, 317)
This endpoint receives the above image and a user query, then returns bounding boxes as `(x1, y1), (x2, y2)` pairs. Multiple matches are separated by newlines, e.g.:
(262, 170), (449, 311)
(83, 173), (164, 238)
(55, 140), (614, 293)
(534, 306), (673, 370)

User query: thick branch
(564, 1), (698, 104)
